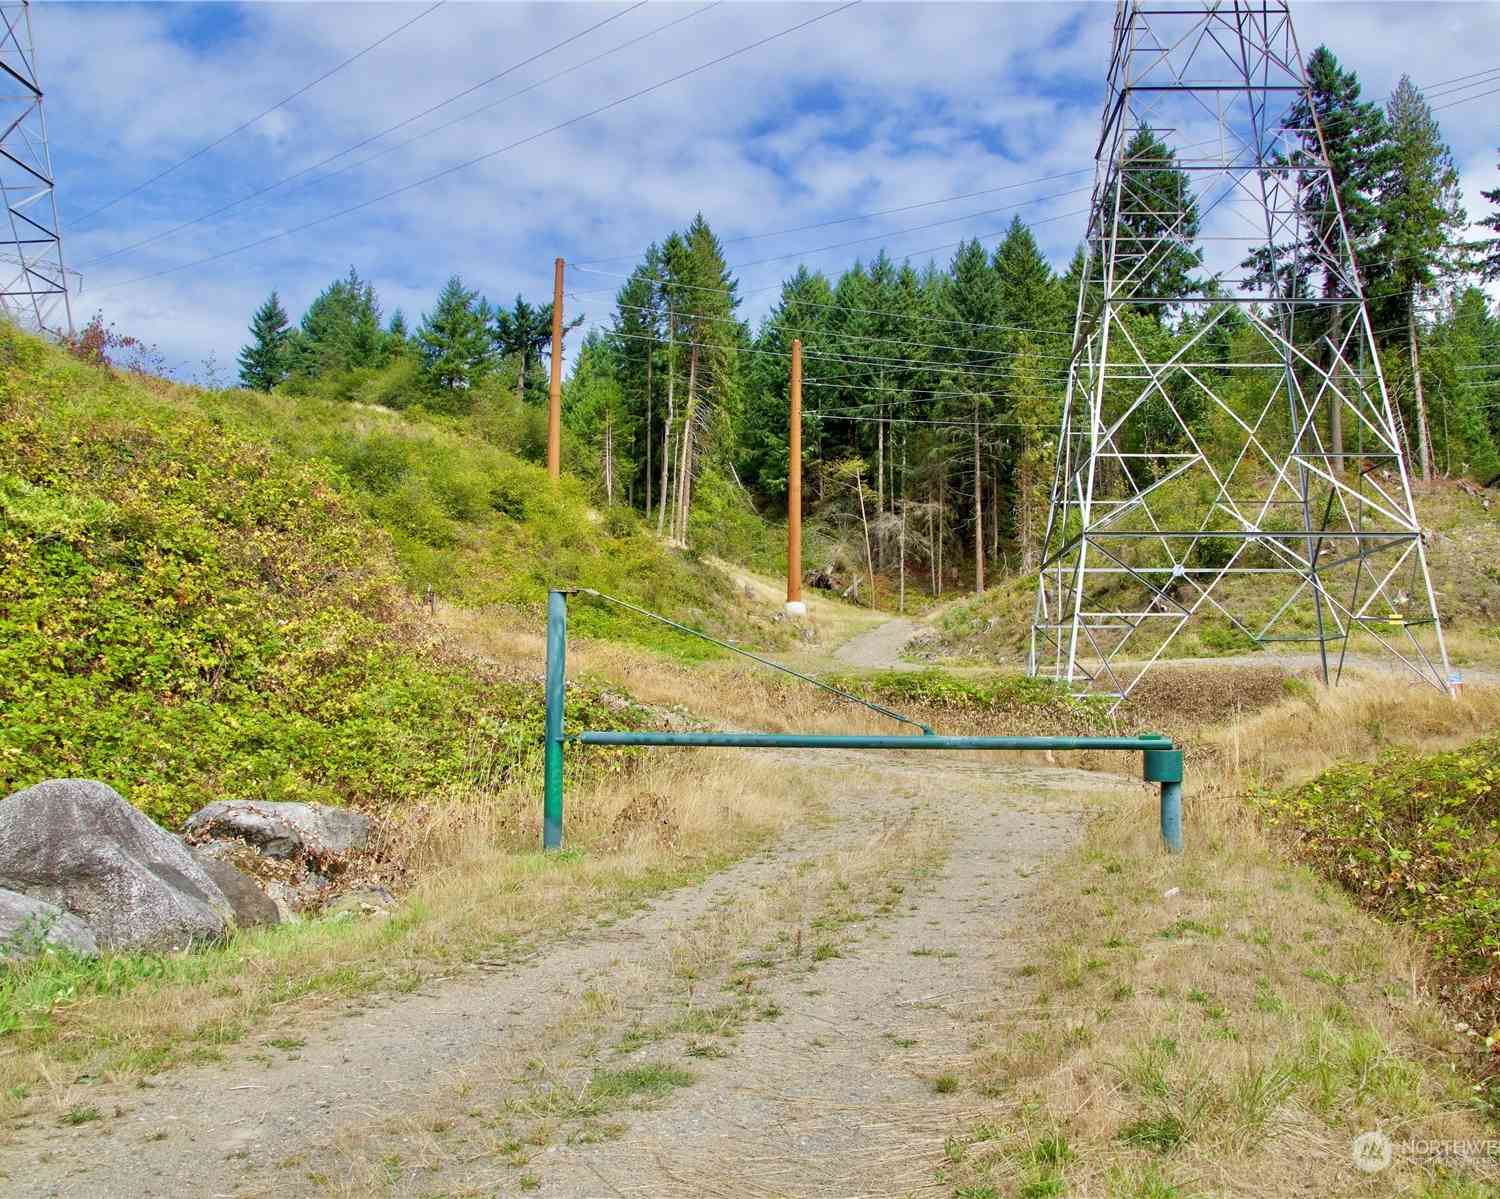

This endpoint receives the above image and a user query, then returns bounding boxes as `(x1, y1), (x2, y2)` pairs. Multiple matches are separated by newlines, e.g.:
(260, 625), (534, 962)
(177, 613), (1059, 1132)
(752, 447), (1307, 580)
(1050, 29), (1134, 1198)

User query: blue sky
(35, 1), (1500, 379)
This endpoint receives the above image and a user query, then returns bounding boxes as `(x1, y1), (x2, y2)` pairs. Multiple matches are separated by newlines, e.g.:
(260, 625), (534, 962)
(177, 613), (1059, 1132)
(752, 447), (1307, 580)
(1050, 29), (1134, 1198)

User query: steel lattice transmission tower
(0, 0), (72, 337)
(1030, 0), (1450, 708)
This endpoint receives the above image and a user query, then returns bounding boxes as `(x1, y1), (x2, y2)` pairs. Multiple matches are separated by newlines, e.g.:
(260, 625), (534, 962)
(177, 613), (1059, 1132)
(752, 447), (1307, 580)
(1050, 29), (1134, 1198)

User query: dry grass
(1196, 674), (1500, 790)
(439, 602), (917, 738)
(944, 684), (1500, 1198)
(0, 750), (810, 1123)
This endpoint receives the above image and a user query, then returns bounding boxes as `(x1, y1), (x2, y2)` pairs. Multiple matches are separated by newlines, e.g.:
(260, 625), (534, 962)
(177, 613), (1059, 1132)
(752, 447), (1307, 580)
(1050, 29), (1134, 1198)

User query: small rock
(0, 780), (231, 951)
(321, 885), (397, 919)
(0, 888), (98, 959)
(1163, 886), (1181, 899)
(184, 801), (369, 859)
(188, 852), (279, 930)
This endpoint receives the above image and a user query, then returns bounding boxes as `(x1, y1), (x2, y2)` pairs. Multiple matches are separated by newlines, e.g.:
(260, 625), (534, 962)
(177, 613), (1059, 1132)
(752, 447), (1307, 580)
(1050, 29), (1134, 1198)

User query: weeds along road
(5, 749), (1134, 1199)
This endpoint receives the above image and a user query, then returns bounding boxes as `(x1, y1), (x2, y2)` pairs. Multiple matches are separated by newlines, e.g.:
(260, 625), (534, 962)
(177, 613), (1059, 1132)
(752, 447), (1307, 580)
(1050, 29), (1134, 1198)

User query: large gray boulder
(0, 889), (98, 958)
(0, 780), (232, 951)
(188, 851), (279, 930)
(183, 800), (368, 859)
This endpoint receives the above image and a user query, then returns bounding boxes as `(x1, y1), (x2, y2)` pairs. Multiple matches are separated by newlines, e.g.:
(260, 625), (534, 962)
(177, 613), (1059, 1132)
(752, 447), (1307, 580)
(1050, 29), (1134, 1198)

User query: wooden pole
(787, 338), (804, 614)
(547, 257), (564, 481)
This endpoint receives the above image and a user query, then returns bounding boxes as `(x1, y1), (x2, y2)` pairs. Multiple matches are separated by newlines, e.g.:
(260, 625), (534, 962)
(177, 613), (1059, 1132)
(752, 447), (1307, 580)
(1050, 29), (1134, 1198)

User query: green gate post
(1142, 736), (1184, 854)
(543, 589), (567, 850)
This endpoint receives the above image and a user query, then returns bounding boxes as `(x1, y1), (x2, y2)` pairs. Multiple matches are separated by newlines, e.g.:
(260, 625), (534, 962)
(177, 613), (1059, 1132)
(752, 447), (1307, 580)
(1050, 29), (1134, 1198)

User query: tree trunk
(899, 440), (907, 615)
(1410, 304), (1432, 483)
(875, 401), (885, 568)
(516, 348), (526, 408)
(936, 471), (945, 597)
(857, 467), (875, 605)
(656, 317), (675, 536)
(644, 346), (653, 518)
(928, 490), (937, 598)
(672, 344), (698, 544)
(604, 406), (615, 504)
(973, 407), (985, 595)
(990, 450), (1001, 565)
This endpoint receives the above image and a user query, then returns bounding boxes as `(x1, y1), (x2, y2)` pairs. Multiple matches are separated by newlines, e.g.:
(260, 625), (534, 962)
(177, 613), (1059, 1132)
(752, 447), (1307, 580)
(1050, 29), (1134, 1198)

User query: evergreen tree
(1477, 149), (1500, 281)
(383, 309), (411, 363)
(493, 295), (580, 406)
(237, 290), (291, 391)
(1373, 76), (1465, 481)
(417, 275), (494, 391)
(662, 214), (743, 544)
(1105, 126), (1202, 315)
(608, 244), (666, 513)
(741, 266), (834, 499)
(288, 268), (384, 379)
(994, 217), (1063, 331)
(942, 239), (1005, 592)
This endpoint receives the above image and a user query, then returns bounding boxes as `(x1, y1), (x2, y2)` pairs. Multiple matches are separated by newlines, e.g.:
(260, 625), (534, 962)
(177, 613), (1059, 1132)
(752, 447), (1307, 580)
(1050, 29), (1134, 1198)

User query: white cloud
(25, 2), (1499, 372)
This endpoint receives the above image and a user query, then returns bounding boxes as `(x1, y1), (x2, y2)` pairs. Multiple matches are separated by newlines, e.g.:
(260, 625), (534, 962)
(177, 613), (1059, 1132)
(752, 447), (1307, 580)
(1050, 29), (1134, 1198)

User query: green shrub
(0, 325), (640, 827)
(1259, 737), (1500, 1027)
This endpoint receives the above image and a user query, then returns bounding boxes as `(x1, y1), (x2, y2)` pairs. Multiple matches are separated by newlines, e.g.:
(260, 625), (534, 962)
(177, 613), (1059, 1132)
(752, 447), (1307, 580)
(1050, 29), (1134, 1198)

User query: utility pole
(0, 0), (72, 338)
(786, 338), (805, 616)
(547, 256), (564, 481)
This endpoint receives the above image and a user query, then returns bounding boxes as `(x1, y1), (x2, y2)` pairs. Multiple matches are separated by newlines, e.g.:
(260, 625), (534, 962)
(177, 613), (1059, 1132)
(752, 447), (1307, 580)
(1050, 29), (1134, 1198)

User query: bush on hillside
(1260, 737), (1500, 1032)
(0, 325), (638, 828)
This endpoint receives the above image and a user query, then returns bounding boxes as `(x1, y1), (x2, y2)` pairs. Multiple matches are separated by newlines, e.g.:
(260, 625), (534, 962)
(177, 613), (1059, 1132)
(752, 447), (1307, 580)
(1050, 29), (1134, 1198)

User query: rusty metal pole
(547, 257), (564, 481)
(787, 339), (805, 617)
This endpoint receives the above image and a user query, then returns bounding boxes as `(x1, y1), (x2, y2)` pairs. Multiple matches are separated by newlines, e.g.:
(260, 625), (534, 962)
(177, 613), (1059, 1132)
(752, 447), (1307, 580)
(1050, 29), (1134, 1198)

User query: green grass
(588, 1064), (696, 1100)
(196, 378), (782, 659)
(0, 327), (676, 828)
(823, 668), (1111, 736)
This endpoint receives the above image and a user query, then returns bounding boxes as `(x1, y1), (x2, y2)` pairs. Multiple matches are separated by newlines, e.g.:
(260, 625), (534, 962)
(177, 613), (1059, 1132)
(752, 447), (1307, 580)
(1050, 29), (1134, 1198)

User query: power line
(67, 0), (448, 228)
(76, 1), (722, 270)
(92, 1), (865, 295)
(571, 166), (1099, 266)
(605, 298), (1079, 362)
(1432, 84), (1500, 112)
(1422, 62), (1500, 92)
(1420, 69), (1500, 101)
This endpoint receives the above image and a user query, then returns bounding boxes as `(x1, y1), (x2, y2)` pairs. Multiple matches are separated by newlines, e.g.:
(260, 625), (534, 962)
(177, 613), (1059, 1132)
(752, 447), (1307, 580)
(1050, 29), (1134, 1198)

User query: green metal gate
(543, 590), (1184, 853)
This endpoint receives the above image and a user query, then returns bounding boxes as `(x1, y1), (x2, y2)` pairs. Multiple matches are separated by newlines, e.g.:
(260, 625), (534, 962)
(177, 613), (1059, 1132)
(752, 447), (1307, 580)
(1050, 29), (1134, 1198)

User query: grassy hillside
(0, 326), (655, 827)
(922, 482), (1500, 667)
(187, 385), (788, 656)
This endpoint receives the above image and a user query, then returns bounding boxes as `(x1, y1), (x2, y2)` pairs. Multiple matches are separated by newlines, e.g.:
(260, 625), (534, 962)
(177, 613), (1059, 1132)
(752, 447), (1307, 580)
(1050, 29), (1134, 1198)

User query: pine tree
(417, 275), (494, 391)
(494, 295), (580, 406)
(289, 268), (384, 379)
(1374, 77), (1465, 481)
(1477, 149), (1500, 282)
(237, 291), (291, 391)
(608, 244), (665, 514)
(1107, 126), (1202, 315)
(665, 214), (742, 545)
(943, 239), (1004, 593)
(383, 309), (411, 363)
(1243, 46), (1391, 463)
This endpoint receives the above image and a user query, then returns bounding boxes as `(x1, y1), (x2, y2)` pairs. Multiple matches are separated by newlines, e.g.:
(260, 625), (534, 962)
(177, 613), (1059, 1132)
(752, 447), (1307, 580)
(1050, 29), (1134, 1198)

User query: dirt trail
(3, 751), (1135, 1199)
(833, 618), (920, 671)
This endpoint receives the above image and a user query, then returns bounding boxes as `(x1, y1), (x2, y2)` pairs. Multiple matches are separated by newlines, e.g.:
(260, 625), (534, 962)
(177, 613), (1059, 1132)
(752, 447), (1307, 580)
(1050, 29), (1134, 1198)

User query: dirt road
(833, 618), (920, 671)
(4, 751), (1134, 1199)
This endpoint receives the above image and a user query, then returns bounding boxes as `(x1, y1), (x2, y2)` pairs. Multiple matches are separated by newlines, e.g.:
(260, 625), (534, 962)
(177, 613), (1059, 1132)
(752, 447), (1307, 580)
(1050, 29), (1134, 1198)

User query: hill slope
(0, 327), (666, 826)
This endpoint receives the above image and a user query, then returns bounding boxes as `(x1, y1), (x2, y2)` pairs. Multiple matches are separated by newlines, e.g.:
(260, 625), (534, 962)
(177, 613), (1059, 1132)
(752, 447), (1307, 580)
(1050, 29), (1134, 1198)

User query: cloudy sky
(33, 1), (1500, 378)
